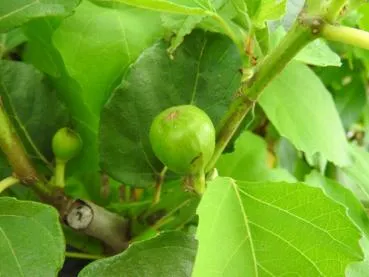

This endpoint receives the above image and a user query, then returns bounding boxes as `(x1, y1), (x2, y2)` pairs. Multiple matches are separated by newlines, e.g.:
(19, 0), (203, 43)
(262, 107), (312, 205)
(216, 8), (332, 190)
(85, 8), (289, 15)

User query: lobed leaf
(193, 177), (363, 276)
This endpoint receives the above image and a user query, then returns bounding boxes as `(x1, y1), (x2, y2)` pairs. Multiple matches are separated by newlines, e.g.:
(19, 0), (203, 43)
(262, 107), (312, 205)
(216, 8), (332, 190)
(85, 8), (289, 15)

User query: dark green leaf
(0, 197), (64, 276)
(79, 231), (197, 277)
(0, 60), (69, 165)
(100, 30), (242, 187)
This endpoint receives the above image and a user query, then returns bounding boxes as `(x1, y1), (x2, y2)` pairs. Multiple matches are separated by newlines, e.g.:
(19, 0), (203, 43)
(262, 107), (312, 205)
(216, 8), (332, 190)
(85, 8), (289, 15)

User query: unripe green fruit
(149, 105), (215, 174)
(52, 127), (82, 162)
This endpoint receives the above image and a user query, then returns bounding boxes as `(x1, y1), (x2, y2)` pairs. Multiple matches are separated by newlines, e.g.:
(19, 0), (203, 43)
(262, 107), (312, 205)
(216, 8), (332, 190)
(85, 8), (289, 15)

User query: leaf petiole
(321, 24), (369, 51)
(0, 176), (19, 193)
(65, 251), (105, 260)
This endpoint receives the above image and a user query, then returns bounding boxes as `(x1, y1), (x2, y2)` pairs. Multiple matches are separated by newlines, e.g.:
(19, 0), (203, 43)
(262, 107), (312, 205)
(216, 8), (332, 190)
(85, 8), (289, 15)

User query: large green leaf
(217, 131), (296, 182)
(79, 231), (197, 277)
(259, 61), (350, 167)
(100, 30), (242, 187)
(0, 197), (64, 276)
(23, 1), (164, 172)
(193, 177), (363, 276)
(0, 60), (69, 165)
(0, 0), (80, 32)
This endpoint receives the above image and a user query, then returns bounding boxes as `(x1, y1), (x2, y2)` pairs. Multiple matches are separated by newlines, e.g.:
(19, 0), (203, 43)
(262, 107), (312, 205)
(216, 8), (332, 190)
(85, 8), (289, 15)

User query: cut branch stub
(64, 200), (129, 252)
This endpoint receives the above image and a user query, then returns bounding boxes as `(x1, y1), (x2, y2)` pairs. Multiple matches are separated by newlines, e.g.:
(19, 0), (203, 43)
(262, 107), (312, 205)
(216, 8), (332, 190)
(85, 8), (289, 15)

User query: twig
(321, 24), (369, 50)
(0, 176), (19, 193)
(65, 251), (105, 260)
(153, 167), (167, 205)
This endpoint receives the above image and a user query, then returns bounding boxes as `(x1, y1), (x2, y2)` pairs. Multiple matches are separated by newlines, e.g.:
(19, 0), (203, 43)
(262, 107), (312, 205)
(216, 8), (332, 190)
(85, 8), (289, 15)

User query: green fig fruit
(52, 127), (82, 162)
(149, 105), (215, 174)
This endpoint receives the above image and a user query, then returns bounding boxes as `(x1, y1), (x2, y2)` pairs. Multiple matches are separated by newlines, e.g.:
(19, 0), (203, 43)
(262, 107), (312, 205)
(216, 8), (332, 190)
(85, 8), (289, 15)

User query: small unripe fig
(52, 127), (82, 162)
(149, 105), (215, 174)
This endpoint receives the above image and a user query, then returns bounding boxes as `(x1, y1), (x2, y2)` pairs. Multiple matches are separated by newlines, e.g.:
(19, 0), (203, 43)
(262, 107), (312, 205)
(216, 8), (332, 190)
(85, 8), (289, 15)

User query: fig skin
(149, 105), (215, 174)
(52, 127), (82, 162)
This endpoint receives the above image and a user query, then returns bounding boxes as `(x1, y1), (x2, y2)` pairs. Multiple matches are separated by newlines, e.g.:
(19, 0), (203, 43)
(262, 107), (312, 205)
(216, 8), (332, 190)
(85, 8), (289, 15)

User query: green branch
(0, 102), (39, 183)
(206, 21), (317, 171)
(0, 176), (19, 193)
(322, 24), (369, 50)
(152, 166), (167, 205)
